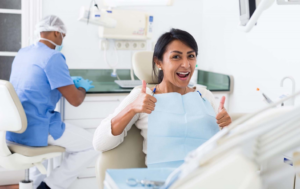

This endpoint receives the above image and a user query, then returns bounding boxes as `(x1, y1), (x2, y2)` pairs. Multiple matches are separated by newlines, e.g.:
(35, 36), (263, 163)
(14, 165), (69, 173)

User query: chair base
(19, 180), (33, 189)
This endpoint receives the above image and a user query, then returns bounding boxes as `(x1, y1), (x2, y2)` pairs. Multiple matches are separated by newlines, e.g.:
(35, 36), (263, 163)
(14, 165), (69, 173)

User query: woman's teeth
(176, 72), (190, 78)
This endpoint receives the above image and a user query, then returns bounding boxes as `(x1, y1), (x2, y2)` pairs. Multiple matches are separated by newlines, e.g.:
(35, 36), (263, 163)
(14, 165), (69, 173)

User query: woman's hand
(130, 80), (157, 114)
(216, 96), (232, 127)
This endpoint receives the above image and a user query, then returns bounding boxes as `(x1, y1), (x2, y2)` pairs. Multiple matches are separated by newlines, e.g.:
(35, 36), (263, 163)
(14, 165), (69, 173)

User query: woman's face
(156, 40), (197, 88)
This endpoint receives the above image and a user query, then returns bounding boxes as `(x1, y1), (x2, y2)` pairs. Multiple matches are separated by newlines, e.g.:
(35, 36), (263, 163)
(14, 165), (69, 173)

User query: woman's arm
(93, 89), (141, 152)
(111, 82), (156, 136)
(93, 82), (157, 152)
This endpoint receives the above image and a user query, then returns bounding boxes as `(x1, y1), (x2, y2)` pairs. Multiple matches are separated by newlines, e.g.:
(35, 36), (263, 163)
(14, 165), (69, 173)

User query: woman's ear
(154, 57), (162, 70)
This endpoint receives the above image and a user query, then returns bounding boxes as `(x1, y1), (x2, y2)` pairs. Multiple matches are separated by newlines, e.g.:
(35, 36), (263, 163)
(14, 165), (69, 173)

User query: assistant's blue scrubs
(6, 42), (73, 147)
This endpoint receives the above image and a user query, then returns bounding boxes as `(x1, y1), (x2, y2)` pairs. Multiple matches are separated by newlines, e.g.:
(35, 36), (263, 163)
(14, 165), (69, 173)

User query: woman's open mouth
(176, 72), (190, 81)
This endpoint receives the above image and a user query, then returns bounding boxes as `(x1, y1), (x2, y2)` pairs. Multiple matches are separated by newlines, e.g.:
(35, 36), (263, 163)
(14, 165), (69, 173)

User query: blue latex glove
(74, 79), (94, 92)
(71, 76), (83, 84)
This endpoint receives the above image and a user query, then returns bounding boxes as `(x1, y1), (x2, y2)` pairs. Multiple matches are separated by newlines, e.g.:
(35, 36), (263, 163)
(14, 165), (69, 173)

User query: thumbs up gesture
(130, 80), (157, 114)
(216, 96), (232, 127)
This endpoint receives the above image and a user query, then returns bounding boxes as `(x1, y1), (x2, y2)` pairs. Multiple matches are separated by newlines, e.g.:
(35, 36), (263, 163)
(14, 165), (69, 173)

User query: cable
(103, 39), (120, 80)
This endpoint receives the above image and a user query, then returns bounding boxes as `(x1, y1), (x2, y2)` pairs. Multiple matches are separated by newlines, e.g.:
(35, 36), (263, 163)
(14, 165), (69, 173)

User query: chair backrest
(132, 51), (159, 84)
(95, 125), (146, 189)
(0, 80), (27, 133)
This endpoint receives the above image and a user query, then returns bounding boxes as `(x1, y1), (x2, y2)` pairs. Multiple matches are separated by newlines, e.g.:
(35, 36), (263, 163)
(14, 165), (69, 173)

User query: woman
(93, 29), (231, 168)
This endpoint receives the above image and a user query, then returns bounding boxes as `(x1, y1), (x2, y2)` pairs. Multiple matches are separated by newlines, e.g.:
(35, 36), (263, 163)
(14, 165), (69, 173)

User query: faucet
(280, 76), (296, 106)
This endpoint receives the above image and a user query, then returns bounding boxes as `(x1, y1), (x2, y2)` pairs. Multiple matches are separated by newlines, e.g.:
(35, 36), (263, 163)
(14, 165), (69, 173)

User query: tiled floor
(0, 185), (18, 189)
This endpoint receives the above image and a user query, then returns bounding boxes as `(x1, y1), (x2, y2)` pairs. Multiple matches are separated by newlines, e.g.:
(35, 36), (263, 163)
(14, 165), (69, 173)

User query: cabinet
(62, 93), (127, 189)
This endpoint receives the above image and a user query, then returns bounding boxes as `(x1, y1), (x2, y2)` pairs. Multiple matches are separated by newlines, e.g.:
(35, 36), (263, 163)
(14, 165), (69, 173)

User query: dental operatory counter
(68, 69), (232, 94)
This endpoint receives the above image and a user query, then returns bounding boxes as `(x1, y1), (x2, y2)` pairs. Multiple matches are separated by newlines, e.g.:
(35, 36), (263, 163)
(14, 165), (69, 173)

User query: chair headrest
(132, 51), (158, 84)
(0, 80), (27, 133)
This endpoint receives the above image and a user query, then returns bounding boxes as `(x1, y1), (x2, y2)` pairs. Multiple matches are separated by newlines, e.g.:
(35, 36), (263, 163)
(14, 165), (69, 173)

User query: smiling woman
(152, 29), (198, 87)
(151, 29), (198, 94)
(93, 28), (232, 169)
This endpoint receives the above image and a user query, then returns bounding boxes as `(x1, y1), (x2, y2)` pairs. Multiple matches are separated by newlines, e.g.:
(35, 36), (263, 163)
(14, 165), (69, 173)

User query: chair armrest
(95, 125), (146, 189)
(230, 113), (248, 122)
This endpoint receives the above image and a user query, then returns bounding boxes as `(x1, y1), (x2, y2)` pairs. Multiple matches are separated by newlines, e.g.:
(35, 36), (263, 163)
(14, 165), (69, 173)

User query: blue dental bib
(147, 91), (220, 168)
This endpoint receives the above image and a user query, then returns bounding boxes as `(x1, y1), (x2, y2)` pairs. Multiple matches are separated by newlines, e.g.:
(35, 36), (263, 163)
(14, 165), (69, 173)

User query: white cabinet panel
(69, 177), (98, 189)
(65, 101), (120, 120)
(87, 128), (96, 134)
(65, 93), (127, 189)
(64, 94), (126, 120)
(78, 167), (96, 179)
(87, 157), (97, 168)
(64, 119), (103, 129)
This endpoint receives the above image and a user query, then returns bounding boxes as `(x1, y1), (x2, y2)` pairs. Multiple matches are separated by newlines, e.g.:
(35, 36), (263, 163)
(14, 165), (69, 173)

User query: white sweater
(93, 86), (219, 155)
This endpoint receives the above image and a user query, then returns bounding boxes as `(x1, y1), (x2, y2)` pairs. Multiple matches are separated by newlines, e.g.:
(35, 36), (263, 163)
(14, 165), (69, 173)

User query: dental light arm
(240, 0), (300, 32)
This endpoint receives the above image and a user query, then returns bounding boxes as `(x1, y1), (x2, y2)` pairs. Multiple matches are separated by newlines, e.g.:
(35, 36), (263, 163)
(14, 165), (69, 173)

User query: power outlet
(115, 40), (147, 50)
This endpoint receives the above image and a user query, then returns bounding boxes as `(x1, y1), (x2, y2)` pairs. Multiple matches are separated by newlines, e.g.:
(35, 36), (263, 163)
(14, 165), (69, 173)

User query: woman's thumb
(141, 80), (147, 93)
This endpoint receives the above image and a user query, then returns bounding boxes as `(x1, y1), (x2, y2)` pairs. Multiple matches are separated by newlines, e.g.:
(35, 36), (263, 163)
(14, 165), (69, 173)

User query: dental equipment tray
(104, 168), (174, 189)
(114, 80), (142, 88)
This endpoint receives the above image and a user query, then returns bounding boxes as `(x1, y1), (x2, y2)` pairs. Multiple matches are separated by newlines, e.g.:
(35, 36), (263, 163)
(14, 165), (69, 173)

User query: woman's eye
(173, 55), (180, 59)
(189, 54), (195, 58)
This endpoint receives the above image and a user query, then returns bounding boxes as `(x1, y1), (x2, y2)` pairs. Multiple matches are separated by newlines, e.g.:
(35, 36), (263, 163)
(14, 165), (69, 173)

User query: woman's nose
(181, 58), (190, 68)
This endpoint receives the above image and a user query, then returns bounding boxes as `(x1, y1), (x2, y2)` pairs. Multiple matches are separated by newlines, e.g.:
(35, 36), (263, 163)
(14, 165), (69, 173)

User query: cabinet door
(64, 94), (126, 121)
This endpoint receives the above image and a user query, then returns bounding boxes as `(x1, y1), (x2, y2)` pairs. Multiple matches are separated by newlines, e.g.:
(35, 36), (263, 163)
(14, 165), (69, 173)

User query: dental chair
(95, 51), (156, 189)
(0, 80), (65, 189)
(95, 51), (241, 189)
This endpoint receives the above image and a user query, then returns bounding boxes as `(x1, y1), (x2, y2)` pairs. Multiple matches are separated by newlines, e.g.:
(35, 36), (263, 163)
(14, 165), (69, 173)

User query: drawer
(87, 156), (97, 168)
(65, 100), (120, 120)
(65, 119), (103, 129)
(69, 177), (98, 189)
(87, 128), (96, 134)
(78, 167), (96, 179)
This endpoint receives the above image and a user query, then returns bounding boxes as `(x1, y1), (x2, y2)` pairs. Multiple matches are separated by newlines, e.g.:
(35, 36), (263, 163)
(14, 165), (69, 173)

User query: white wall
(43, 0), (300, 113)
(42, 0), (203, 69)
(199, 1), (300, 113)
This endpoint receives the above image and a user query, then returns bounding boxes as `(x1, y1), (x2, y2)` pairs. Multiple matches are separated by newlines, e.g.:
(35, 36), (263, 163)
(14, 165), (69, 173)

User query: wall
(43, 0), (300, 113)
(42, 0), (203, 69)
(199, 1), (300, 113)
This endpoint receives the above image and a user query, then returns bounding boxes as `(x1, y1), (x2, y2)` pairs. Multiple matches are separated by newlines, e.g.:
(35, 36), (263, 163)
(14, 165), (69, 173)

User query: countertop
(69, 69), (232, 94)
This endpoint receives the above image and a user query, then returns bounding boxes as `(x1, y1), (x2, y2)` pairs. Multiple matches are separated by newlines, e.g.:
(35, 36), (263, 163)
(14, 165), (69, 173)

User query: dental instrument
(257, 88), (273, 104)
(126, 178), (164, 188)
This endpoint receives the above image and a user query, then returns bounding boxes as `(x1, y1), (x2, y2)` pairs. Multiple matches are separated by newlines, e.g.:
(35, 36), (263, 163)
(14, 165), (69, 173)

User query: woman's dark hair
(152, 28), (198, 84)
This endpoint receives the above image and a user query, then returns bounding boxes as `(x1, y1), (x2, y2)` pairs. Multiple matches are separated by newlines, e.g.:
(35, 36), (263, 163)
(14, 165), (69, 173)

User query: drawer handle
(77, 176), (96, 179)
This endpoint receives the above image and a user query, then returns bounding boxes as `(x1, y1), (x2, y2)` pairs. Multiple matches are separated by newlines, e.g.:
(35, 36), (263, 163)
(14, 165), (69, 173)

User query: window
(0, 0), (42, 80)
(0, 0), (22, 80)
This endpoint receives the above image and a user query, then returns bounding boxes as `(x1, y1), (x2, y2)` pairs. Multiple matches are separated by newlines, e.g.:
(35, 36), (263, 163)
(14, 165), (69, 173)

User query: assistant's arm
(58, 85), (86, 107)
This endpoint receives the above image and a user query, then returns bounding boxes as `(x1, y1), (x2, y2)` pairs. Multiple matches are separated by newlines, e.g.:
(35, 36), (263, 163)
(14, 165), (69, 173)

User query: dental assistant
(7, 15), (99, 189)
(93, 29), (232, 168)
